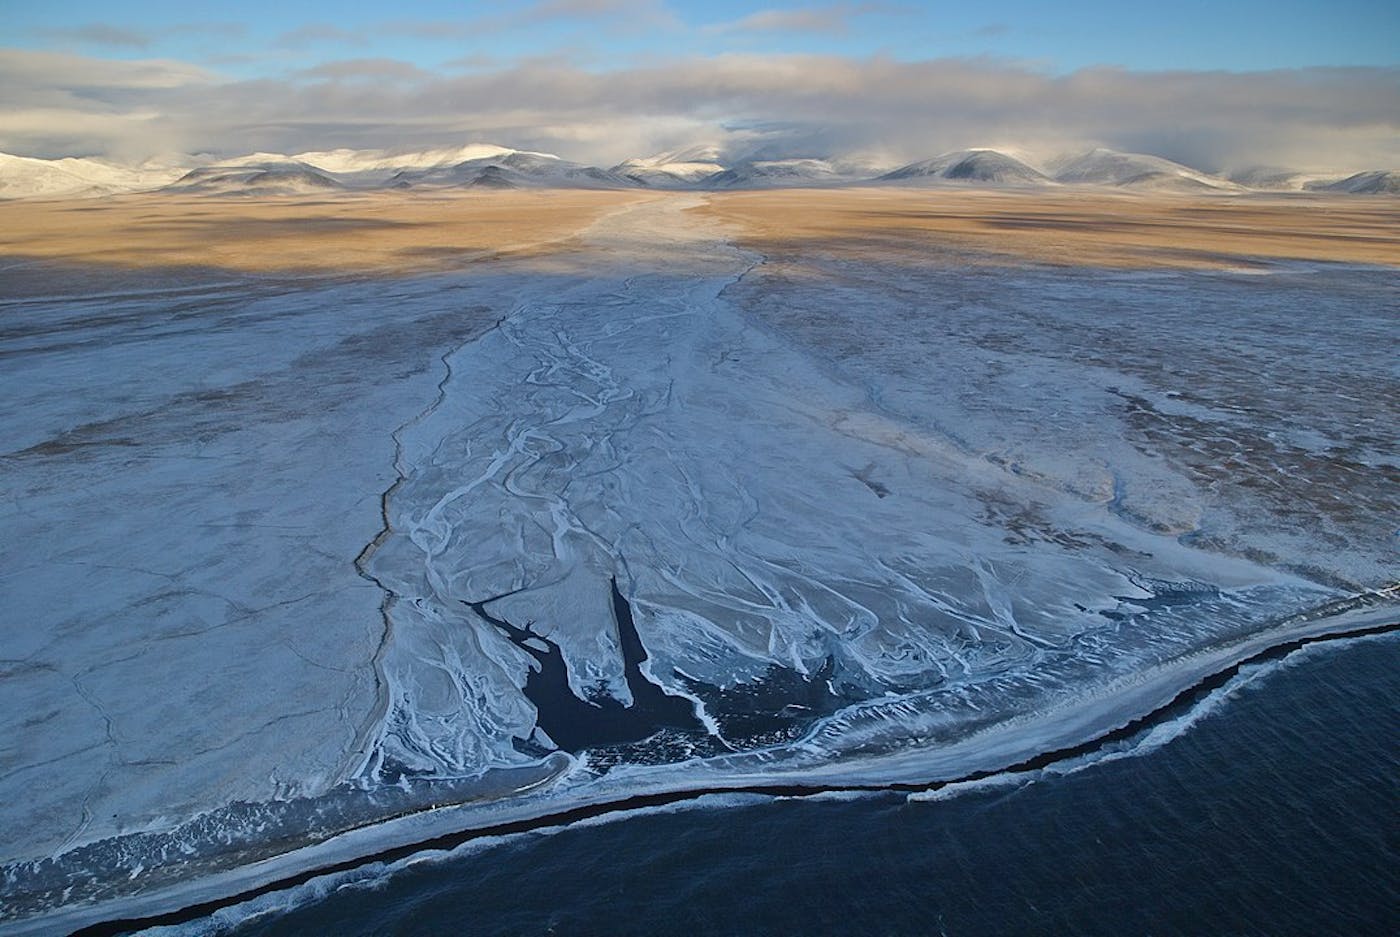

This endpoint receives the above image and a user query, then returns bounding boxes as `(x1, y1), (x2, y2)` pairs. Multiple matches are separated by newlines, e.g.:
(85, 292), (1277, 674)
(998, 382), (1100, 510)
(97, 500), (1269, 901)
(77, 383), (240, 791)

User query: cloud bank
(1, 48), (1397, 172)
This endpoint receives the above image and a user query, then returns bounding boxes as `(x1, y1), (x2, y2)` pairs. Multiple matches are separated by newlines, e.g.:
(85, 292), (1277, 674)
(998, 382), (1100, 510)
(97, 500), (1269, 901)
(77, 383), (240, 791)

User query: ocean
(159, 631), (1398, 937)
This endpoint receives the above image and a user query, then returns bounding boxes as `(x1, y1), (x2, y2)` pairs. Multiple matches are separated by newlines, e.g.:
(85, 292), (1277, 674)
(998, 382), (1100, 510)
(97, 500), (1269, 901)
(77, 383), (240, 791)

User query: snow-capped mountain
(163, 161), (342, 196)
(0, 152), (188, 199)
(880, 149), (1050, 185)
(1226, 166), (1345, 191)
(612, 145), (727, 187)
(3, 143), (1397, 199)
(0, 144), (594, 199)
(1049, 147), (1239, 191)
(703, 158), (848, 188)
(388, 150), (636, 190)
(293, 143), (548, 177)
(1309, 170), (1400, 195)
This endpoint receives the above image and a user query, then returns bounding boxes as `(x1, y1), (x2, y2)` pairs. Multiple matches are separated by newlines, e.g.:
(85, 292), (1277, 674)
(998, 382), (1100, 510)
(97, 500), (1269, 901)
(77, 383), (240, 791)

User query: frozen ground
(1, 196), (1395, 931)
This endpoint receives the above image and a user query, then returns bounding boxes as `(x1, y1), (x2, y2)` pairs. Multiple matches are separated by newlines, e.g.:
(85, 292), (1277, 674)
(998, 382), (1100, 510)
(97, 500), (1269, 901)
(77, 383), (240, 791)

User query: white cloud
(708, 4), (893, 36)
(297, 59), (431, 82)
(36, 24), (152, 49)
(0, 48), (214, 92)
(1, 49), (1396, 173)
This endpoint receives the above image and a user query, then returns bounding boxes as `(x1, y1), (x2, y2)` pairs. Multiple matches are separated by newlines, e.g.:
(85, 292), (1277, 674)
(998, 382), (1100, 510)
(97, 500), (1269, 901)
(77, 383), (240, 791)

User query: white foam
(138, 791), (775, 936)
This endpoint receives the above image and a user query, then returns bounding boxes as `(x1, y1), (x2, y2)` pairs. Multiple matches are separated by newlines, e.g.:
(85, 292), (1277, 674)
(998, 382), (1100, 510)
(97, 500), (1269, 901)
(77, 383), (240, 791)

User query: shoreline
(10, 591), (1392, 937)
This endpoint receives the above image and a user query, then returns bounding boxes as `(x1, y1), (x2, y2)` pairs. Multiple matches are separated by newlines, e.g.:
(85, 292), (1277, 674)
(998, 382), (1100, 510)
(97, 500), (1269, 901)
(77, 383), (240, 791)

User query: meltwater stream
(144, 631), (1399, 937)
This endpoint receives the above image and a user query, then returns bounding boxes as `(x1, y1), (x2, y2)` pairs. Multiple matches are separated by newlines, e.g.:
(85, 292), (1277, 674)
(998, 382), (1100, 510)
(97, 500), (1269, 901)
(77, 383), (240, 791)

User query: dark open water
(182, 633), (1397, 937)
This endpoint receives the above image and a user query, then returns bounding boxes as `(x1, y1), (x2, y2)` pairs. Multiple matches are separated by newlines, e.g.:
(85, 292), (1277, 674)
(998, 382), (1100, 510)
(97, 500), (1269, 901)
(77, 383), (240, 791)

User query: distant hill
(1050, 148), (1239, 191)
(390, 151), (636, 190)
(464, 166), (519, 189)
(163, 162), (342, 196)
(880, 149), (1049, 185)
(0, 152), (185, 199)
(1310, 171), (1400, 195)
(1227, 166), (1343, 190)
(1115, 171), (1228, 192)
(2, 142), (1396, 199)
(293, 143), (544, 176)
(703, 158), (844, 188)
(613, 145), (726, 187)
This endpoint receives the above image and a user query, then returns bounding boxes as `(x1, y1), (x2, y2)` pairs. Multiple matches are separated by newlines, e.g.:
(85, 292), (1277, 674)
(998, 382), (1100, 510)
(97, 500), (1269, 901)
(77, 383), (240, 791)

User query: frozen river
(1, 196), (1395, 932)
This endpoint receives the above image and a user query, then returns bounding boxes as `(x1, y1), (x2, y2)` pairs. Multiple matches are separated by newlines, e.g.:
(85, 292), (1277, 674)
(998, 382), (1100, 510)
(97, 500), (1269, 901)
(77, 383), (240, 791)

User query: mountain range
(1, 144), (1395, 200)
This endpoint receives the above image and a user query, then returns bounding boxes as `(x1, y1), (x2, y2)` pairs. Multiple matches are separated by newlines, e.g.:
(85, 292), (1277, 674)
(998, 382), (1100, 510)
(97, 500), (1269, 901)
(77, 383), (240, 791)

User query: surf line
(69, 614), (1398, 937)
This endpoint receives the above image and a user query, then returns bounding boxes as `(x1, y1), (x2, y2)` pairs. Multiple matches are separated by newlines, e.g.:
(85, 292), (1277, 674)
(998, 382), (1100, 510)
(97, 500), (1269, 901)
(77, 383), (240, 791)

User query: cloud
(0, 49), (213, 92)
(444, 53), (504, 71)
(2, 49), (1397, 174)
(298, 59), (431, 82)
(377, 20), (478, 41)
(709, 4), (891, 36)
(0, 50), (212, 158)
(275, 24), (364, 48)
(525, 0), (678, 24)
(167, 23), (250, 40)
(265, 3), (679, 50)
(31, 22), (249, 55)
(471, 0), (682, 34)
(37, 24), (152, 49)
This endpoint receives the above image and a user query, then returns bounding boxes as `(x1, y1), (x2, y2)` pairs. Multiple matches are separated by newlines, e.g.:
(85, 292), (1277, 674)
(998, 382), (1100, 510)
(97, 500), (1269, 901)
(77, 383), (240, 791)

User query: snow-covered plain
(1, 196), (1395, 932)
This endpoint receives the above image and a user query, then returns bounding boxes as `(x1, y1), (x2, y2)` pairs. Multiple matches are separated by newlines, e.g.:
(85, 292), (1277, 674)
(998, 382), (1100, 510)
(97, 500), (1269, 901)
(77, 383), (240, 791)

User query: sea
(157, 631), (1397, 937)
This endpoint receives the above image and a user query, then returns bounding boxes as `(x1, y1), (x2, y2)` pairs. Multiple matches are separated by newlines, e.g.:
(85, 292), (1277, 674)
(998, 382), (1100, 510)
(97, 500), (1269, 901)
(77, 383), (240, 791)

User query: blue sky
(2, 1), (1398, 167)
(8, 0), (1399, 76)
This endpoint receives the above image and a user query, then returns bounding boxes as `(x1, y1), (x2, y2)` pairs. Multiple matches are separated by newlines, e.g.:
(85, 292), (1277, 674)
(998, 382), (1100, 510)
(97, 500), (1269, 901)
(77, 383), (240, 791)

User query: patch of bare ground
(0, 189), (653, 275)
(699, 188), (1400, 270)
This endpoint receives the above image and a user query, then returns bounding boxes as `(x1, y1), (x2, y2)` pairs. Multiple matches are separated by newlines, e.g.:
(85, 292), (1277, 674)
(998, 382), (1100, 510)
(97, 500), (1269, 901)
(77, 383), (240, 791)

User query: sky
(3, 0), (1399, 170)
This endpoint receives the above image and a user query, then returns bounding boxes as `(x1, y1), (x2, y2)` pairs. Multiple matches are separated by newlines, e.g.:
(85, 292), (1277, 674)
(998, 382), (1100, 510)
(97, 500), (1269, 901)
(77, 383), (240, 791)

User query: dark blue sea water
(201, 633), (1398, 937)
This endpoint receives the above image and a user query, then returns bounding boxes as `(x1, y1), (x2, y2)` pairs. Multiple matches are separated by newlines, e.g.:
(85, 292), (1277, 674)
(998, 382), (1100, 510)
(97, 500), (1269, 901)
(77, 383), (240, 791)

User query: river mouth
(467, 582), (714, 757)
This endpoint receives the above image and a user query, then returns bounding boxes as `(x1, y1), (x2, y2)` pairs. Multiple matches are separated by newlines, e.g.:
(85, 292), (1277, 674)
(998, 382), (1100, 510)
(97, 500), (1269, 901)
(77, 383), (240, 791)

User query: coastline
(10, 591), (1392, 936)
